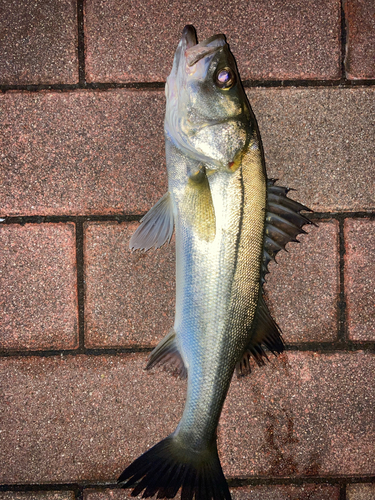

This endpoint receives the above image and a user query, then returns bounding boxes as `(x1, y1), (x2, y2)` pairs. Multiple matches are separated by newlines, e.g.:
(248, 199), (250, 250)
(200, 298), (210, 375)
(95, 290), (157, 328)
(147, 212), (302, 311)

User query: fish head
(165, 25), (251, 171)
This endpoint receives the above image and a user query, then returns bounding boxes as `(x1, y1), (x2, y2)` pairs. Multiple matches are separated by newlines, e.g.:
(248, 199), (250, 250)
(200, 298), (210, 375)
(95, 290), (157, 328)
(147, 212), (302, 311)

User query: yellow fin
(182, 167), (216, 242)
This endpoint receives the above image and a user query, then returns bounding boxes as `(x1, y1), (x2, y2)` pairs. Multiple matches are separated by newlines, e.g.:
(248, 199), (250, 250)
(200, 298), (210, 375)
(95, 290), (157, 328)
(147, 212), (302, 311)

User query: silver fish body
(119, 25), (312, 500)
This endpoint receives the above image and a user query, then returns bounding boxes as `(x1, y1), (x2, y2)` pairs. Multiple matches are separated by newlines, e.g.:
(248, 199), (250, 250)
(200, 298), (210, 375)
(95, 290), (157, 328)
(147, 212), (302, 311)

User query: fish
(118, 25), (312, 500)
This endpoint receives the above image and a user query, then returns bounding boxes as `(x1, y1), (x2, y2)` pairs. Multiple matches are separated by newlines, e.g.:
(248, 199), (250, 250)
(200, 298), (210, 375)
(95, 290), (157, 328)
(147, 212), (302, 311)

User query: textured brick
(264, 222), (339, 343)
(347, 483), (375, 500)
(0, 90), (165, 216)
(1, 89), (373, 216)
(84, 0), (341, 83)
(345, 0), (375, 79)
(1, 352), (373, 483)
(0, 354), (185, 483)
(0, 223), (78, 350)
(247, 88), (375, 212)
(344, 219), (375, 341)
(84, 222), (175, 348)
(0, 494), (74, 500)
(231, 484), (340, 500)
(219, 351), (375, 477)
(84, 486), (340, 500)
(0, 0), (78, 85)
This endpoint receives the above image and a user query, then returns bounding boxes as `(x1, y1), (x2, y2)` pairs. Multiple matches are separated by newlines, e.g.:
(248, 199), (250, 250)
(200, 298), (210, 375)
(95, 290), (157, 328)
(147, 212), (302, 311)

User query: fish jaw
(165, 25), (251, 169)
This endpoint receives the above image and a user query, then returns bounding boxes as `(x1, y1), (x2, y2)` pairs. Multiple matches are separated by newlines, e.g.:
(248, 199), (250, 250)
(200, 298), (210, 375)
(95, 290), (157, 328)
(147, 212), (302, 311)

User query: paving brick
(0, 354), (185, 483)
(84, 222), (175, 348)
(345, 0), (375, 79)
(219, 351), (375, 477)
(0, 223), (78, 351)
(264, 221), (339, 343)
(0, 0), (78, 85)
(84, 485), (340, 500)
(1, 352), (373, 483)
(247, 88), (375, 212)
(0, 90), (166, 216)
(84, 0), (341, 83)
(0, 494), (74, 500)
(1, 89), (373, 216)
(231, 484), (340, 500)
(347, 483), (375, 500)
(344, 219), (375, 341)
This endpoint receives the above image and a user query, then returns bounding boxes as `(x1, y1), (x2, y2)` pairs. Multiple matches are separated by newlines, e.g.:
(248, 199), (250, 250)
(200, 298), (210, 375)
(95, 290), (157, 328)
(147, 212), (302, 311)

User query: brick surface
(264, 222), (339, 343)
(1, 88), (373, 216)
(0, 0), (78, 85)
(247, 88), (375, 212)
(0, 90), (166, 216)
(0, 223), (78, 351)
(84, 0), (340, 83)
(0, 494), (74, 500)
(0, 354), (185, 483)
(84, 485), (340, 500)
(1, 352), (373, 483)
(344, 219), (375, 341)
(84, 222), (175, 348)
(347, 483), (375, 500)
(219, 351), (375, 477)
(231, 485), (340, 500)
(345, 0), (375, 79)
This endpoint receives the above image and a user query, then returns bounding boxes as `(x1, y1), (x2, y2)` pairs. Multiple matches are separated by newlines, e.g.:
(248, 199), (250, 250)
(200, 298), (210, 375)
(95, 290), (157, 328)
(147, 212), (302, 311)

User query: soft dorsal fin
(147, 328), (187, 379)
(129, 192), (174, 251)
(262, 179), (314, 283)
(236, 294), (284, 377)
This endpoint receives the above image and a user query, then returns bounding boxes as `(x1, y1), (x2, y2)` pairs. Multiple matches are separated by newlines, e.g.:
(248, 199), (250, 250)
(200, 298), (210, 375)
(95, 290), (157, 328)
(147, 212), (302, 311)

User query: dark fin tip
(119, 436), (231, 500)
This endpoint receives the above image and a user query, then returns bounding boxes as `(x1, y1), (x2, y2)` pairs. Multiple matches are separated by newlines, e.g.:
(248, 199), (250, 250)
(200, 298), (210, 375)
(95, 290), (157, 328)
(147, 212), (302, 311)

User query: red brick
(84, 0), (341, 82)
(345, 0), (375, 79)
(344, 219), (375, 341)
(247, 88), (375, 212)
(0, 494), (74, 500)
(219, 351), (375, 477)
(231, 484), (340, 500)
(84, 485), (340, 500)
(0, 0), (78, 85)
(1, 352), (373, 483)
(0, 224), (78, 351)
(84, 222), (175, 348)
(0, 90), (165, 216)
(347, 483), (375, 500)
(264, 222), (339, 343)
(0, 354), (185, 483)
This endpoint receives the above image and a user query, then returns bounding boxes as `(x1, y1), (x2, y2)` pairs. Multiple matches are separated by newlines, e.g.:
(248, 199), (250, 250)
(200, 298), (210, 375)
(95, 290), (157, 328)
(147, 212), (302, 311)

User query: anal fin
(129, 192), (174, 251)
(236, 294), (284, 377)
(147, 328), (187, 379)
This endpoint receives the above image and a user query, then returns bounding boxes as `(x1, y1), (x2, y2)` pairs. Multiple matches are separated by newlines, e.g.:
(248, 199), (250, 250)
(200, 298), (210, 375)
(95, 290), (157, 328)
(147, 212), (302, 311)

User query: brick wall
(0, 1), (374, 500)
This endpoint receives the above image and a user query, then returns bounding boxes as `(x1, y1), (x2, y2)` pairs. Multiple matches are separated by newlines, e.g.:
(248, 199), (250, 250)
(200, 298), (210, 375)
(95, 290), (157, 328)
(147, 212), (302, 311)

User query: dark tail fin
(118, 434), (231, 500)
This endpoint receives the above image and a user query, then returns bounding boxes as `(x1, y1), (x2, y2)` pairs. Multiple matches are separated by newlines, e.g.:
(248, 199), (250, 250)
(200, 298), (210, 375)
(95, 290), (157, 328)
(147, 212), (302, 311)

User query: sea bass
(119, 25), (312, 500)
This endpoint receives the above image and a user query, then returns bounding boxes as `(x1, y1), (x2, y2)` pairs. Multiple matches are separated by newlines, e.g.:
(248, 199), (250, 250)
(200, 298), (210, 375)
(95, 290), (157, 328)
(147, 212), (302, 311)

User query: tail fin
(118, 434), (231, 500)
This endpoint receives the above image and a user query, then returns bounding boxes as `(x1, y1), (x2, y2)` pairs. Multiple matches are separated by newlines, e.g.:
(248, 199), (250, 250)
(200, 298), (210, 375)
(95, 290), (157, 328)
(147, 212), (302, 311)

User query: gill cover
(165, 25), (251, 169)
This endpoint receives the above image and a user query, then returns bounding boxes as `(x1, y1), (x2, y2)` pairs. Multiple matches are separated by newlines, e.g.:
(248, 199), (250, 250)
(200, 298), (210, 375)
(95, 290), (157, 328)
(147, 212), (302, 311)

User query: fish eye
(215, 67), (236, 89)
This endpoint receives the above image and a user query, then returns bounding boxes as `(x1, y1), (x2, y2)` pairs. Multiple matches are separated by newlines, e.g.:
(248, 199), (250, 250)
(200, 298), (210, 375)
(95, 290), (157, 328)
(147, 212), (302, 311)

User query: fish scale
(119, 24), (313, 500)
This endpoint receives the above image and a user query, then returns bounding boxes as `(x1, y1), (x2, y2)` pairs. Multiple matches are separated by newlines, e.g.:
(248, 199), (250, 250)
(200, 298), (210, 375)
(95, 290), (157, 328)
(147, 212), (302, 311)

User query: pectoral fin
(236, 294), (284, 377)
(147, 328), (187, 379)
(129, 192), (174, 251)
(182, 166), (216, 242)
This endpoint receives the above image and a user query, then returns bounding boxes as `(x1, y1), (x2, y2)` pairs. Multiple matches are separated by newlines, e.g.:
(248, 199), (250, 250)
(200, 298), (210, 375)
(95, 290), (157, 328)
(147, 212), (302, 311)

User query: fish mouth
(181, 25), (226, 67)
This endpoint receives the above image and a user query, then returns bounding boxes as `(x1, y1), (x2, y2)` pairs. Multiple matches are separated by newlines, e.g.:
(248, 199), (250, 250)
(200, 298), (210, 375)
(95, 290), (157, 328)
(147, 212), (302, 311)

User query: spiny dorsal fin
(147, 328), (187, 379)
(129, 192), (174, 251)
(262, 179), (314, 283)
(236, 294), (284, 377)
